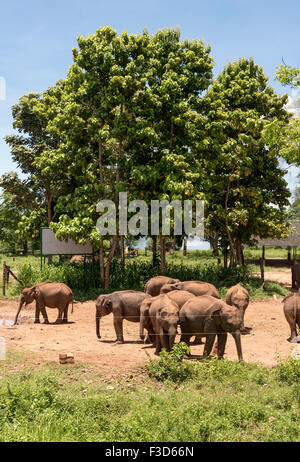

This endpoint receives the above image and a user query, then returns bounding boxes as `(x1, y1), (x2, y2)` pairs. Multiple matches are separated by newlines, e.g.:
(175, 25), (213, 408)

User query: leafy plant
(147, 342), (195, 383)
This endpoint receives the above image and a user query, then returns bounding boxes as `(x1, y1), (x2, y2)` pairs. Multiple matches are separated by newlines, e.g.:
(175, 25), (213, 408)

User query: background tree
(204, 58), (290, 265)
(0, 172), (41, 252)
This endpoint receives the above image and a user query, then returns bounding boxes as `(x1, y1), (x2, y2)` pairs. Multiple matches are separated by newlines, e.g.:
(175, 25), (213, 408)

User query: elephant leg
(55, 305), (65, 324)
(113, 313), (124, 343)
(39, 302), (49, 324)
(203, 334), (216, 357)
(34, 302), (40, 324)
(155, 332), (162, 355)
(288, 320), (298, 341)
(63, 303), (69, 323)
(217, 332), (227, 359)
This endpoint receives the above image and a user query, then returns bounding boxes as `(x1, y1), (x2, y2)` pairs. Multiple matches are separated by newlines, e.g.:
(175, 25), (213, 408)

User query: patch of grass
(1, 350), (300, 441)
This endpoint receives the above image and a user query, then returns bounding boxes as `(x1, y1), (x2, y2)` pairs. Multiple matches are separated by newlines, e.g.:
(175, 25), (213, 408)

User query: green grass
(0, 349), (300, 442)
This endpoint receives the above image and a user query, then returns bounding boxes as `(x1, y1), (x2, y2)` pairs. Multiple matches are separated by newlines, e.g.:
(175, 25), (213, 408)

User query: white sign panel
(41, 228), (93, 255)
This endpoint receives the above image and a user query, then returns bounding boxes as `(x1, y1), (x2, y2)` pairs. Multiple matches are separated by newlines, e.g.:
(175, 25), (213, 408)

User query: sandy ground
(254, 268), (292, 287)
(0, 290), (296, 371)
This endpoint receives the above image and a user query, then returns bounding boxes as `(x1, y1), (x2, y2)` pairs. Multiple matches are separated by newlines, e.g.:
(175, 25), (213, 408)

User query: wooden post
(2, 261), (6, 296)
(259, 257), (265, 289)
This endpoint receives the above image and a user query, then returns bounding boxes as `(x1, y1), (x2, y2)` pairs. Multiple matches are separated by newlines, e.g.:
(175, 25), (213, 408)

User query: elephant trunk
(231, 331), (243, 362)
(139, 313), (146, 341)
(14, 296), (25, 325)
(168, 326), (177, 351)
(96, 310), (101, 339)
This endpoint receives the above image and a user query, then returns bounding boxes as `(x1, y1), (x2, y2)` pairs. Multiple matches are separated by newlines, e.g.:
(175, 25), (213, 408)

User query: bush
(146, 343), (196, 382)
(276, 358), (300, 384)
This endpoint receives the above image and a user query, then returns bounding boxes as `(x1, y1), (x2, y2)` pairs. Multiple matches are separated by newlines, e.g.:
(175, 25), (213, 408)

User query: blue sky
(0, 0), (299, 193)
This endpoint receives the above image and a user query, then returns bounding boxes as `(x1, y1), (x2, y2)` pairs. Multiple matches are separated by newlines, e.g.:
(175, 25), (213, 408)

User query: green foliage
(1, 353), (300, 441)
(147, 343), (194, 382)
(276, 358), (300, 385)
(205, 58), (290, 261)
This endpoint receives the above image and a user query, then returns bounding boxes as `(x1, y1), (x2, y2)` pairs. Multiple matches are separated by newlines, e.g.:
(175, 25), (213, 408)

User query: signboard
(40, 227), (93, 260)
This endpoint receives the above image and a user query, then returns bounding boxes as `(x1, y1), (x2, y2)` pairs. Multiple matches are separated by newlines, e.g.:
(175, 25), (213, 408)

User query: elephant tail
(70, 292), (74, 313)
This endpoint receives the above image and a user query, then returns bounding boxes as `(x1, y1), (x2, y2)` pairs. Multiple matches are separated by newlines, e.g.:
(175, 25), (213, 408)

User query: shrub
(276, 358), (300, 384)
(146, 343), (196, 383)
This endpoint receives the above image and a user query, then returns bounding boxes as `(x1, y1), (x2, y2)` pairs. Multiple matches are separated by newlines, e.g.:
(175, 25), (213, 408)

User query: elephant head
(14, 286), (36, 325)
(210, 300), (243, 361)
(157, 299), (180, 351)
(231, 289), (249, 313)
(95, 294), (112, 339)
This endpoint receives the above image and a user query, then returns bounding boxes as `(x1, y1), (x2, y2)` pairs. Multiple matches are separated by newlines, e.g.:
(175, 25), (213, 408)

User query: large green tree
(43, 27), (213, 284)
(203, 58), (291, 265)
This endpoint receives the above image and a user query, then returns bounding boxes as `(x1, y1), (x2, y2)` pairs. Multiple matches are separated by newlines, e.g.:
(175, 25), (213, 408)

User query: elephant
(139, 290), (195, 342)
(179, 295), (243, 361)
(148, 295), (180, 354)
(96, 290), (148, 343)
(14, 281), (73, 325)
(292, 261), (300, 290)
(144, 276), (180, 296)
(226, 284), (249, 332)
(160, 281), (220, 299)
(282, 292), (300, 341)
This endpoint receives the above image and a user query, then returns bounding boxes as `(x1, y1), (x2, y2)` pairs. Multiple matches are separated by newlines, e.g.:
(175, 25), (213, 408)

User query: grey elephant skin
(148, 295), (180, 354)
(226, 284), (249, 331)
(139, 290), (195, 342)
(282, 292), (300, 341)
(145, 276), (180, 296)
(292, 262), (300, 289)
(160, 281), (220, 299)
(14, 281), (73, 325)
(96, 290), (148, 343)
(179, 295), (243, 361)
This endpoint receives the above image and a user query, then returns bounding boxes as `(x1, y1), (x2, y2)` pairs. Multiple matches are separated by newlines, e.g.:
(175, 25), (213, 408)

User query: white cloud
(284, 90), (300, 118)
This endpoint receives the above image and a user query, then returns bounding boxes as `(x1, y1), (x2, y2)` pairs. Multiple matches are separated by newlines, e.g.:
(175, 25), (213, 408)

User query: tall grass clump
(14, 258), (287, 300)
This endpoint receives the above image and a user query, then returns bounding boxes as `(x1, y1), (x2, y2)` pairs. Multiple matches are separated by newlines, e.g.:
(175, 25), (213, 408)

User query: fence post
(2, 261), (6, 296)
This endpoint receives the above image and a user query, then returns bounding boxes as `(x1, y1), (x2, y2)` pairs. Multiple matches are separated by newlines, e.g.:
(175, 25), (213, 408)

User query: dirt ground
(0, 289), (296, 371)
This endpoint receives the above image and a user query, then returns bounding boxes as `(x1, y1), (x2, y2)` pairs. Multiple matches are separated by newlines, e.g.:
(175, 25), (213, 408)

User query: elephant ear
(103, 298), (113, 314)
(208, 300), (224, 323)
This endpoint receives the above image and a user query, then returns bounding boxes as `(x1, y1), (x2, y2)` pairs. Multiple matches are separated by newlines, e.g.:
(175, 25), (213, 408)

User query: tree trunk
(152, 236), (158, 266)
(98, 141), (104, 184)
(121, 236), (125, 269)
(160, 236), (166, 275)
(23, 241), (28, 256)
(223, 249), (228, 268)
(225, 179), (237, 265)
(183, 237), (187, 256)
(99, 241), (105, 288)
(104, 236), (118, 289)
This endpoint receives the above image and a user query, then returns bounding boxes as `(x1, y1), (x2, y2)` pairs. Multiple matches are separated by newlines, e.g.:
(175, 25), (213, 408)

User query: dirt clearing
(0, 294), (296, 371)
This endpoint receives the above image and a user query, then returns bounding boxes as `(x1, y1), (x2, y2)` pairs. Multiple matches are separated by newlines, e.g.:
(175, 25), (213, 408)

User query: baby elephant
(96, 290), (148, 343)
(160, 281), (220, 299)
(14, 281), (73, 325)
(282, 292), (300, 341)
(180, 295), (243, 361)
(145, 276), (180, 296)
(226, 284), (249, 332)
(149, 295), (180, 354)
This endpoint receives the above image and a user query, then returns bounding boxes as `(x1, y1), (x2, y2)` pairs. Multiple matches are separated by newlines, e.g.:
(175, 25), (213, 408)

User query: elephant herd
(95, 276), (248, 361)
(13, 274), (300, 363)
